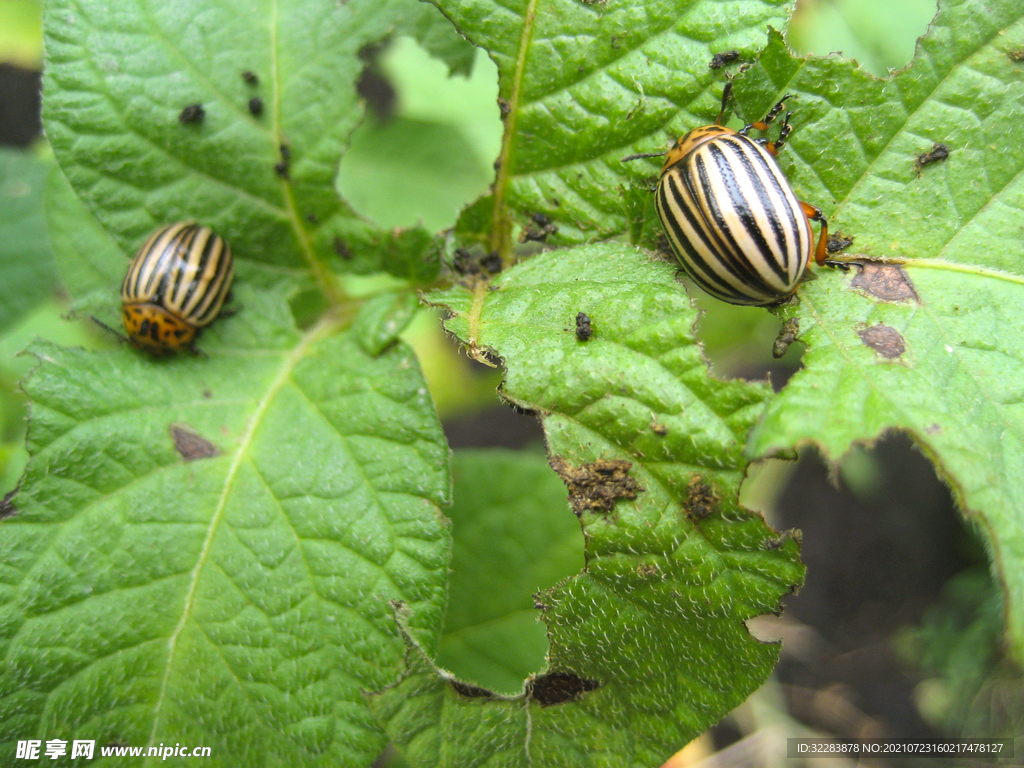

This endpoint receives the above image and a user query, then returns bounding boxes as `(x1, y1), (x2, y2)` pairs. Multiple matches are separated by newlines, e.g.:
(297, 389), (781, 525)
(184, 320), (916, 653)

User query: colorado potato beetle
(121, 222), (234, 354)
(629, 84), (830, 306)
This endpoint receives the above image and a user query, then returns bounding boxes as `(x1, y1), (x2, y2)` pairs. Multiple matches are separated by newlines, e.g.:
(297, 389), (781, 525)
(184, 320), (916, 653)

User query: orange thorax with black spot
(122, 303), (198, 354)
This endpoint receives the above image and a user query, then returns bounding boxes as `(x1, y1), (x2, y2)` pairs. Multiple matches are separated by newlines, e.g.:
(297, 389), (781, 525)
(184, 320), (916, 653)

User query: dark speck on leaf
(709, 50), (741, 69)
(178, 103), (205, 124)
(519, 212), (558, 243)
(333, 237), (352, 260)
(826, 231), (855, 254)
(248, 96), (263, 117)
(685, 475), (719, 521)
(241, 70), (259, 85)
(0, 489), (17, 519)
(914, 143), (950, 176)
(575, 312), (593, 341)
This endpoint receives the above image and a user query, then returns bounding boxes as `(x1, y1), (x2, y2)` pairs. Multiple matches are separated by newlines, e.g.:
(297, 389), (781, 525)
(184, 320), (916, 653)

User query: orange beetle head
(122, 303), (197, 355)
(661, 125), (736, 173)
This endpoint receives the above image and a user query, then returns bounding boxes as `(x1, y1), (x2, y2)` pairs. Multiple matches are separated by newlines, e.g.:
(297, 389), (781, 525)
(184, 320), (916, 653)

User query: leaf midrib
(145, 311), (341, 755)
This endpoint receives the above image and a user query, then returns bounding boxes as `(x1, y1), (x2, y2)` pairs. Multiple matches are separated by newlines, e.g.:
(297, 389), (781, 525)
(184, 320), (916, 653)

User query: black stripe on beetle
(640, 87), (832, 305)
(121, 223), (234, 354)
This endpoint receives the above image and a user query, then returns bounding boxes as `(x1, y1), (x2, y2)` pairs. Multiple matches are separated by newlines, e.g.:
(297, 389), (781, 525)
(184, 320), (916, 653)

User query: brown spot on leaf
(333, 237), (353, 260)
(450, 679), (495, 700)
(858, 324), (906, 359)
(650, 422), (668, 435)
(170, 424), (221, 461)
(637, 562), (660, 577)
(1009, 50), (1024, 62)
(549, 456), (642, 514)
(773, 317), (800, 359)
(527, 671), (600, 706)
(850, 263), (920, 303)
(684, 475), (719, 521)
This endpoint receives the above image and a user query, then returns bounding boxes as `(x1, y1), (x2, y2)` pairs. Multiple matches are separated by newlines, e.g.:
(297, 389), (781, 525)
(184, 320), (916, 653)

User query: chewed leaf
(43, 0), (438, 294)
(732, 3), (1024, 661)
(369, 244), (804, 767)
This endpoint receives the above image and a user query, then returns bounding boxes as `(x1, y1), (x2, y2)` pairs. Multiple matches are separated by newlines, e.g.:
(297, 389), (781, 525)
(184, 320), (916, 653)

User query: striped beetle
(121, 222), (234, 354)
(628, 84), (830, 306)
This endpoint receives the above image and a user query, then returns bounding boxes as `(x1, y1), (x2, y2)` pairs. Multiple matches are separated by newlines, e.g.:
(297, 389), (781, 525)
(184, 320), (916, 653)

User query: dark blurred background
(2, 1), (1019, 766)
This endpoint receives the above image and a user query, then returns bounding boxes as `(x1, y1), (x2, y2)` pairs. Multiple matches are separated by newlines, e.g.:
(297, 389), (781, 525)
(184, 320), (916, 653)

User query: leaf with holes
(368, 244), (804, 767)
(715, 0), (1024, 662)
(431, 0), (791, 247)
(42, 0), (439, 302)
(0, 287), (451, 767)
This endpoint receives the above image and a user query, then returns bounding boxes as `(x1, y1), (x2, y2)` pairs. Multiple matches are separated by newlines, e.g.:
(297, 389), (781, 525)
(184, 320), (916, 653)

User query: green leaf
(727, 0), (1024, 661)
(0, 287), (451, 767)
(45, 161), (125, 301)
(371, 244), (804, 767)
(353, 290), (421, 356)
(42, 0), (438, 299)
(437, 449), (583, 695)
(429, 0), (791, 246)
(0, 149), (59, 333)
(395, 1), (476, 77)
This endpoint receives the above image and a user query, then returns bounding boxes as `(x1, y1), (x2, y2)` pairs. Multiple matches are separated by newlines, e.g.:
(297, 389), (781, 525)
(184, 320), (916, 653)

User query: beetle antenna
(621, 150), (668, 163)
(90, 316), (129, 345)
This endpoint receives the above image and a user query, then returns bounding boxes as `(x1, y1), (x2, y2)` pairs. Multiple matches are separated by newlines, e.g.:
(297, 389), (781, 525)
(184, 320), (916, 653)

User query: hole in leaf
(337, 37), (502, 232)
(527, 671), (601, 706)
(788, 0), (939, 76)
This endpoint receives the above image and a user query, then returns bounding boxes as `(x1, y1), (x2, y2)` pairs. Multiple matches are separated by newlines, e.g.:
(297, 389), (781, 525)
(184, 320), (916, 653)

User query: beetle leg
(799, 201), (830, 265)
(763, 111), (793, 156)
(739, 94), (793, 137)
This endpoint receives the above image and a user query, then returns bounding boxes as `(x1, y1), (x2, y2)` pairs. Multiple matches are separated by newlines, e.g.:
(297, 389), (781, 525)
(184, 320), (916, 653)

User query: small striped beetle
(121, 222), (234, 354)
(628, 84), (830, 306)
